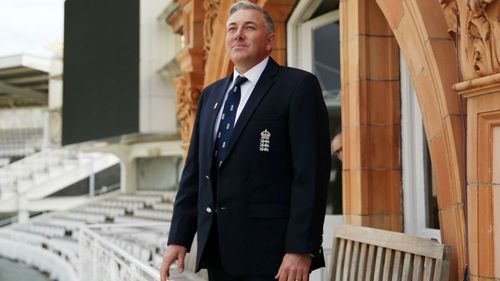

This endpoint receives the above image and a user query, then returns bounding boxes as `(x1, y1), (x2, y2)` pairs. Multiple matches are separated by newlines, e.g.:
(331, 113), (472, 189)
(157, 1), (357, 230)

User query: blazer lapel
(220, 59), (279, 166)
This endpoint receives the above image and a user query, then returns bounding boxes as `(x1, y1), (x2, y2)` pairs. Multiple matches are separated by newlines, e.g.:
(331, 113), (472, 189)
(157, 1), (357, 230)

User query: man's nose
(234, 27), (243, 39)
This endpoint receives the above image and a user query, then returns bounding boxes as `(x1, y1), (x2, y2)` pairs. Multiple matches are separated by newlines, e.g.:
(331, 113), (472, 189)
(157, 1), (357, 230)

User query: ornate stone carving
(440, 0), (458, 40)
(167, 0), (206, 151)
(203, 0), (221, 61)
(174, 75), (201, 150)
(456, 0), (500, 79)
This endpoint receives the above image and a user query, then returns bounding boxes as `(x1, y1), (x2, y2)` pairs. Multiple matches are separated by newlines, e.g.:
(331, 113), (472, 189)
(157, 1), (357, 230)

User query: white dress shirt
(213, 57), (269, 140)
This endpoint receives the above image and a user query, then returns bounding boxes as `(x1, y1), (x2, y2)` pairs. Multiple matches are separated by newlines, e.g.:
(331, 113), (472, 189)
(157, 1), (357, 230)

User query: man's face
(225, 9), (274, 72)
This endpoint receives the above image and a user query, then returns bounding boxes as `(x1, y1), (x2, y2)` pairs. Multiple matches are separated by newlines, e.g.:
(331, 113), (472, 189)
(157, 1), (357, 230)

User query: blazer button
(206, 207), (212, 213)
(205, 175), (210, 180)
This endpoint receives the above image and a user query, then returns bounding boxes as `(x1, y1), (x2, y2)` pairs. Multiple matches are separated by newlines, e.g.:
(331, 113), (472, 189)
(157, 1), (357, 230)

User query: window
(288, 1), (341, 216)
(400, 58), (441, 240)
(312, 21), (341, 109)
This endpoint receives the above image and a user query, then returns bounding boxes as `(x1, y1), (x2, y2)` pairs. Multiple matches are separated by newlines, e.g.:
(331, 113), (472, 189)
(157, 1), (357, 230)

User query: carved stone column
(455, 74), (500, 281)
(452, 2), (500, 280)
(167, 0), (206, 151)
(441, 0), (500, 279)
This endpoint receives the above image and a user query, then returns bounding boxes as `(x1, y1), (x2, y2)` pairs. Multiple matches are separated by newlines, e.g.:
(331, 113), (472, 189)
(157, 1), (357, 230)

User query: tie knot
(234, 76), (247, 88)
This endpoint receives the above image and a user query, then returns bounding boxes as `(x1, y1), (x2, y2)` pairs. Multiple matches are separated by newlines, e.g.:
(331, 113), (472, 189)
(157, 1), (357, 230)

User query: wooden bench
(330, 225), (451, 281)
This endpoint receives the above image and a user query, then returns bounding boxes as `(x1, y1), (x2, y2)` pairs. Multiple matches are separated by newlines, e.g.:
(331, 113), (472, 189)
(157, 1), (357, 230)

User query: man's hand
(274, 253), (312, 281)
(160, 244), (187, 281)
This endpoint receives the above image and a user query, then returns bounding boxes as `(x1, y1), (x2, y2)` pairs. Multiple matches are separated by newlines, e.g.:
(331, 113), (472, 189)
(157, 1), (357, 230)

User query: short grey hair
(229, 1), (275, 34)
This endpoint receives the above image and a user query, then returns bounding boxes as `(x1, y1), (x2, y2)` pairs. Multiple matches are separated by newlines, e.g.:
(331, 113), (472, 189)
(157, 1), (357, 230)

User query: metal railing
(79, 223), (204, 281)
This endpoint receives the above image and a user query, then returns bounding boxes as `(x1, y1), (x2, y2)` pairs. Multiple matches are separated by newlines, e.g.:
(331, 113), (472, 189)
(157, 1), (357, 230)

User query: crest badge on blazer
(259, 129), (271, 152)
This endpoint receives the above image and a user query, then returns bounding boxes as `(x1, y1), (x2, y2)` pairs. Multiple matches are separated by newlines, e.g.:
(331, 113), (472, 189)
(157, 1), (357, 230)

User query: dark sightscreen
(63, 0), (139, 145)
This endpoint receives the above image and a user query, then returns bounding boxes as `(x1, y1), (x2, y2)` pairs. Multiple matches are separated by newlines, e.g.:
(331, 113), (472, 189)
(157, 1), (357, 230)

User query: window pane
(309, 0), (339, 19)
(312, 20), (342, 215)
(312, 21), (341, 108)
(423, 131), (440, 229)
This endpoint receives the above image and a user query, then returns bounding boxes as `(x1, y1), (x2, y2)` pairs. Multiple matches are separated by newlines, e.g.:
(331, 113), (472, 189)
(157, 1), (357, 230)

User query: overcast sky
(0, 0), (65, 58)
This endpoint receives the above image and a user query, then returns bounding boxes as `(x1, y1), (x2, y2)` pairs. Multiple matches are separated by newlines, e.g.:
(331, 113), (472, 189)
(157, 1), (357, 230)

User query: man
(331, 132), (342, 162)
(160, 2), (330, 281)
(329, 132), (343, 214)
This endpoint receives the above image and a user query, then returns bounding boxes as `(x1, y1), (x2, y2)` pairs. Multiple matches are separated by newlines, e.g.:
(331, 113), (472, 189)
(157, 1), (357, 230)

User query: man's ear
(265, 33), (275, 52)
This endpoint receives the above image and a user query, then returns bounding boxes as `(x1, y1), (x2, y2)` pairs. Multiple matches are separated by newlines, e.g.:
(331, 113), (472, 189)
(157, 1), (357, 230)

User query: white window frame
(400, 57), (441, 241)
(287, 0), (321, 68)
(287, 0), (339, 70)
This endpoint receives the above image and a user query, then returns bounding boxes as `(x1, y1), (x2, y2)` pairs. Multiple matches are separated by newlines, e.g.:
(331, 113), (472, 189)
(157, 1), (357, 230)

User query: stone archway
(374, 0), (466, 279)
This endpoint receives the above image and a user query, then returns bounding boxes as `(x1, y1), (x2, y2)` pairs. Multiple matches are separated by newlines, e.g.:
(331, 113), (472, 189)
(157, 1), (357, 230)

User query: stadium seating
(0, 148), (119, 205)
(0, 128), (43, 159)
(0, 189), (187, 281)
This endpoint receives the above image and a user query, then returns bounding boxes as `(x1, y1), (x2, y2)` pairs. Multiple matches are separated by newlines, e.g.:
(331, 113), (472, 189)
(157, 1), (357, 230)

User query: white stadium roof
(0, 54), (51, 107)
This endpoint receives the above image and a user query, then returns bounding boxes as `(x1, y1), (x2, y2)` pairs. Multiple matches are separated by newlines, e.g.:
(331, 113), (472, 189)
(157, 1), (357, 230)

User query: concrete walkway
(0, 257), (50, 281)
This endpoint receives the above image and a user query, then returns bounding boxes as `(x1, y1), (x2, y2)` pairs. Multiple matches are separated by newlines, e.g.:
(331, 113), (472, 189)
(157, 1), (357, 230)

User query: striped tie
(213, 75), (248, 168)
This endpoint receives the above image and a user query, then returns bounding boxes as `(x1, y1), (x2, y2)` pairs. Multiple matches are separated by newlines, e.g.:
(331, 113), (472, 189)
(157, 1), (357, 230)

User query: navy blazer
(168, 58), (331, 275)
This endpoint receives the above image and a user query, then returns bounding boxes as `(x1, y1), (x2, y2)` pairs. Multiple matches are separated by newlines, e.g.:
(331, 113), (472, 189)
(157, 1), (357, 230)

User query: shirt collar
(232, 57), (269, 86)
